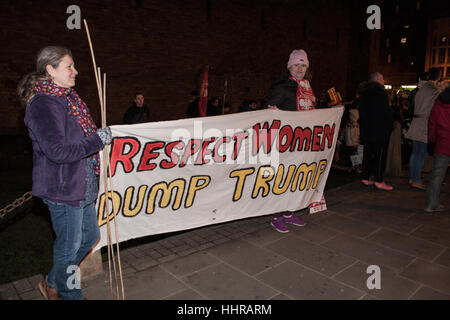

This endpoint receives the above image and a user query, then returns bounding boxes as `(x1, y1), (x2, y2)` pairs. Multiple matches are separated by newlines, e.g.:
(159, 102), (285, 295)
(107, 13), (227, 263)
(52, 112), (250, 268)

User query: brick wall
(0, 0), (371, 135)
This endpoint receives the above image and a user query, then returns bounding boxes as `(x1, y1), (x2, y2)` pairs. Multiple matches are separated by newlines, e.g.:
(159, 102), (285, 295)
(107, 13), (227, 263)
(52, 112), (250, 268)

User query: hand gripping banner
(94, 107), (343, 251)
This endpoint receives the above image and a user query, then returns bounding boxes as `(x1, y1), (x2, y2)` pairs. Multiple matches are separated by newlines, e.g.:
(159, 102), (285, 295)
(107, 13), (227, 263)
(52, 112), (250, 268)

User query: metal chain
(0, 191), (33, 219)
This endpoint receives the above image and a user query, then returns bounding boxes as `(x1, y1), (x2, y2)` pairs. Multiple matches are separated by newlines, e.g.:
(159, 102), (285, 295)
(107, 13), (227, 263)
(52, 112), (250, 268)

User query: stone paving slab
(367, 228), (445, 261)
(181, 263), (278, 300)
(120, 266), (188, 300)
(288, 221), (341, 244)
(400, 259), (450, 295)
(163, 289), (205, 300)
(410, 225), (450, 247)
(322, 233), (415, 271)
(434, 248), (450, 268)
(241, 227), (289, 247)
(332, 261), (420, 300)
(265, 235), (357, 277)
(206, 239), (287, 276)
(409, 286), (450, 300)
(424, 217), (450, 232)
(256, 260), (364, 300)
(0, 282), (20, 300)
(161, 251), (221, 277)
(3, 173), (450, 300)
(313, 213), (380, 238)
(347, 211), (422, 235)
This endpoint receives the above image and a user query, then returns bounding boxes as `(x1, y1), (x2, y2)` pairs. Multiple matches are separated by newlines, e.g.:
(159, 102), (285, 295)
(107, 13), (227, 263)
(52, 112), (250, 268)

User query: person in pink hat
(265, 49), (316, 233)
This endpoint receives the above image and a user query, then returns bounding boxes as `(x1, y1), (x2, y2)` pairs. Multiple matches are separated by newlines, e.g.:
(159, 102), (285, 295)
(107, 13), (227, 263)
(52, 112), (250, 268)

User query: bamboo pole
(102, 73), (106, 127)
(102, 75), (121, 300)
(91, 60), (113, 298)
(96, 70), (114, 298)
(98, 69), (119, 299)
(107, 149), (125, 300)
(83, 19), (125, 300)
(83, 20), (103, 118)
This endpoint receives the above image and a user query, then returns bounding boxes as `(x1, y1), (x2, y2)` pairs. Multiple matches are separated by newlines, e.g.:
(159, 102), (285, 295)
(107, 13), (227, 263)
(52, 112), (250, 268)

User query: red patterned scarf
(289, 77), (316, 111)
(35, 80), (100, 175)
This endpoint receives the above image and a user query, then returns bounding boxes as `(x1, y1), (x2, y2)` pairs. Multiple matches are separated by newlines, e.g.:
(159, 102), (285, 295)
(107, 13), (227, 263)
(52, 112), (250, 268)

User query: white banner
(94, 107), (344, 251)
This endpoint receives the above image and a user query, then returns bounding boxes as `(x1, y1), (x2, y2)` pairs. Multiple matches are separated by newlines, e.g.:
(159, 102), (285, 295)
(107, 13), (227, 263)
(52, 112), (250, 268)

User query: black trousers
(362, 140), (389, 183)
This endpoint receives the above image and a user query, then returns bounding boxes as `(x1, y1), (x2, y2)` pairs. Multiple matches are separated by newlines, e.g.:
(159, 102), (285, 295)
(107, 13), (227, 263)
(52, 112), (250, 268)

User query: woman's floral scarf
(35, 80), (100, 175)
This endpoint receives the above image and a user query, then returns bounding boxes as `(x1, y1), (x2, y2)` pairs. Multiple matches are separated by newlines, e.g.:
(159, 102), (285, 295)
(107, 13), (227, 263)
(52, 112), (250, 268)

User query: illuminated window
(404, 25), (410, 29)
(401, 37), (407, 44)
(441, 35), (448, 45)
(386, 38), (390, 48)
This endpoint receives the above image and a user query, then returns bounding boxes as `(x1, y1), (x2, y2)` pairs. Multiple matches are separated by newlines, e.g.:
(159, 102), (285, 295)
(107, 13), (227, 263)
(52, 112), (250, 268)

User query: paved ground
(1, 172), (450, 300)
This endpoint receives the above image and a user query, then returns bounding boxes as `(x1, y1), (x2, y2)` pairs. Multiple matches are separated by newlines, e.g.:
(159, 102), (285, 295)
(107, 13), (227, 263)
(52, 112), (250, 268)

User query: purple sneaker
(283, 214), (307, 227)
(271, 217), (289, 233)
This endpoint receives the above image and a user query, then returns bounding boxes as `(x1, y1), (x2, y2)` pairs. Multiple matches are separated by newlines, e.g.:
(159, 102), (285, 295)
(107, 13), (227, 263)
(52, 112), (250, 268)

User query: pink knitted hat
(287, 49), (309, 68)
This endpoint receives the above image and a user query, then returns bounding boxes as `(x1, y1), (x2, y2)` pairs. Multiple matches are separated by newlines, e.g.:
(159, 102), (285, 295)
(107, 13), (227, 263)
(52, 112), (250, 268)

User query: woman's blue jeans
(409, 140), (428, 182)
(43, 199), (100, 300)
(426, 154), (450, 210)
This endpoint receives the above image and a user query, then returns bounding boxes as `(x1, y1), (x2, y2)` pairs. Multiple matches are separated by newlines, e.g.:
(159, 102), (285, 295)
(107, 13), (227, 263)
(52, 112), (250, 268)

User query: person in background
(240, 99), (258, 112)
(425, 86), (450, 212)
(406, 68), (442, 190)
(207, 96), (221, 116)
(123, 92), (150, 124)
(358, 72), (394, 190)
(18, 46), (112, 300)
(186, 90), (200, 118)
(207, 96), (230, 115)
(265, 49), (315, 233)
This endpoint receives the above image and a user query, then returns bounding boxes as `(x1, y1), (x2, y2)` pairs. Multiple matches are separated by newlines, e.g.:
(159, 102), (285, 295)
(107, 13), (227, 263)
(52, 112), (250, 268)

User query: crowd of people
(338, 68), (449, 210)
(18, 44), (449, 300)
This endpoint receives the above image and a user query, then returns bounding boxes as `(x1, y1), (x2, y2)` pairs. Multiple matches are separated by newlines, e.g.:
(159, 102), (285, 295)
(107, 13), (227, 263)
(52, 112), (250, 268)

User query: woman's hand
(96, 127), (112, 145)
(267, 105), (279, 110)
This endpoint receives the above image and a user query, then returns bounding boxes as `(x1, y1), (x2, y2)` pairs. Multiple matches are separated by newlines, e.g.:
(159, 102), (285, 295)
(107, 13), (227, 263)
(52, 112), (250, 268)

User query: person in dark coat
(264, 49), (316, 233)
(123, 92), (150, 124)
(186, 90), (200, 118)
(265, 52), (316, 112)
(358, 72), (394, 190)
(206, 96), (221, 116)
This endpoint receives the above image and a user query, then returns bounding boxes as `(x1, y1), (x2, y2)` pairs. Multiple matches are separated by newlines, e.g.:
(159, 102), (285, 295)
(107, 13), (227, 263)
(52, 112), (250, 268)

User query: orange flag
(198, 66), (209, 117)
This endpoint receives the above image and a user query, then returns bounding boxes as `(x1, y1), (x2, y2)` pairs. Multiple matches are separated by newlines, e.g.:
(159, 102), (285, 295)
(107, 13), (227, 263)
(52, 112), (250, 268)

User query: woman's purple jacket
(24, 93), (104, 204)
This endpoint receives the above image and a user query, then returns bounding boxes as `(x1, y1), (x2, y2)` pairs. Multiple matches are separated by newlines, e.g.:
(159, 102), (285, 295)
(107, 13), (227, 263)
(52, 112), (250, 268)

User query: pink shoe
(362, 179), (375, 186)
(283, 214), (307, 227)
(270, 217), (289, 233)
(375, 181), (393, 191)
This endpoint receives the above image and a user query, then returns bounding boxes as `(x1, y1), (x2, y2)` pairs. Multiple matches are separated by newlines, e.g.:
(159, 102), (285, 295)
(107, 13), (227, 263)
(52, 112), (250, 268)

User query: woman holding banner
(18, 46), (112, 300)
(266, 49), (316, 233)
